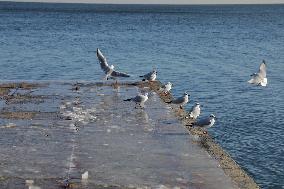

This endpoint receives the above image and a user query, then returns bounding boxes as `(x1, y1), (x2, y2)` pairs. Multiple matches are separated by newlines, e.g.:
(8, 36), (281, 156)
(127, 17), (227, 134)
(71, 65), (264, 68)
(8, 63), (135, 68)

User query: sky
(2, 0), (284, 4)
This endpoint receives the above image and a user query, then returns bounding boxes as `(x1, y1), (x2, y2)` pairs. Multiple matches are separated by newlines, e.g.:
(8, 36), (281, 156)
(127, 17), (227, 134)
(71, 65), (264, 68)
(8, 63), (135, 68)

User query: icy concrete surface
(0, 82), (238, 189)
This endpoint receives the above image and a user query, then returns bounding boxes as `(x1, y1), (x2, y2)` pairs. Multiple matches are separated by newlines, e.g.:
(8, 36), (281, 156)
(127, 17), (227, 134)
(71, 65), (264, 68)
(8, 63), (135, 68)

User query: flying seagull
(189, 102), (201, 119)
(248, 60), (267, 86)
(124, 93), (149, 108)
(166, 92), (189, 109)
(96, 48), (130, 80)
(160, 82), (172, 94)
(140, 69), (157, 81)
(193, 114), (216, 129)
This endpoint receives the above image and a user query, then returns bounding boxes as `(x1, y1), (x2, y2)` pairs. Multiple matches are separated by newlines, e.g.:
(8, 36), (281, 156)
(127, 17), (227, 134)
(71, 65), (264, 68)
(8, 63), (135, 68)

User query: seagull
(193, 114), (216, 129)
(96, 48), (130, 80)
(166, 92), (189, 109)
(124, 93), (149, 108)
(160, 82), (172, 94)
(189, 102), (201, 119)
(139, 69), (157, 81)
(248, 60), (267, 86)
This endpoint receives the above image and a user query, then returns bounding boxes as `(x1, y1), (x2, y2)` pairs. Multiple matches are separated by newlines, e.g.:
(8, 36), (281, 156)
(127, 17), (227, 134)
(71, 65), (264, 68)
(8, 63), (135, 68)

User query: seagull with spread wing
(96, 48), (130, 80)
(248, 60), (268, 87)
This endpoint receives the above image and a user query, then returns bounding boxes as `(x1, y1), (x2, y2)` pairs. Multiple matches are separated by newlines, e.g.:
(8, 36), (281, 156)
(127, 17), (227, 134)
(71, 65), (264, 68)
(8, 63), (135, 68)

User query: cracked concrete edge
(147, 80), (260, 189)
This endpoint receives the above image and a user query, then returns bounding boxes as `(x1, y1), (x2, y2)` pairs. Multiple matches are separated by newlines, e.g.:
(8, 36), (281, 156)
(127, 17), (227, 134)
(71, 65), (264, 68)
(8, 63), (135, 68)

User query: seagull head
(210, 114), (216, 119)
(184, 92), (189, 96)
(250, 73), (257, 77)
(167, 82), (172, 86)
(144, 93), (149, 97)
(196, 102), (200, 105)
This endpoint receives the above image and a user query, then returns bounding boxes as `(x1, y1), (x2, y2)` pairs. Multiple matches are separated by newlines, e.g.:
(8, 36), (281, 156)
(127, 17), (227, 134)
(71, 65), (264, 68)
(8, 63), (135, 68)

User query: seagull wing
(96, 48), (111, 73)
(133, 95), (144, 103)
(258, 61), (266, 78)
(195, 117), (211, 127)
(111, 70), (130, 77)
(140, 71), (152, 79)
(248, 75), (262, 84)
(172, 96), (184, 104)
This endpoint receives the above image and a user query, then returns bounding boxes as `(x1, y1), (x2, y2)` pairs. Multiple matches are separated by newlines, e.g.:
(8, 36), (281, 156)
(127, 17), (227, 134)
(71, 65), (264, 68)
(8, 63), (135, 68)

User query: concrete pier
(0, 81), (258, 189)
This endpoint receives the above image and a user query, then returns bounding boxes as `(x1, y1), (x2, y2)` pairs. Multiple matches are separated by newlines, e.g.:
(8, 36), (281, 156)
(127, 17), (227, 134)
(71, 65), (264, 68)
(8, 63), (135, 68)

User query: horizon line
(1, 0), (284, 5)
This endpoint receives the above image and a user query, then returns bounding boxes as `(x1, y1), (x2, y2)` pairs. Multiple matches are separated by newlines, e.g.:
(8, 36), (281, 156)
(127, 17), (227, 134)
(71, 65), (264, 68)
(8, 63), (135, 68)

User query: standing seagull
(124, 93), (149, 108)
(166, 92), (189, 109)
(193, 114), (216, 129)
(248, 60), (267, 86)
(96, 48), (130, 80)
(140, 69), (157, 81)
(189, 102), (201, 119)
(160, 82), (172, 94)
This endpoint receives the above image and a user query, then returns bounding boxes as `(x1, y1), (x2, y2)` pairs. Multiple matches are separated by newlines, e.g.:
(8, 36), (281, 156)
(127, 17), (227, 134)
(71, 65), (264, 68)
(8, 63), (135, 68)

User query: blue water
(0, 2), (284, 188)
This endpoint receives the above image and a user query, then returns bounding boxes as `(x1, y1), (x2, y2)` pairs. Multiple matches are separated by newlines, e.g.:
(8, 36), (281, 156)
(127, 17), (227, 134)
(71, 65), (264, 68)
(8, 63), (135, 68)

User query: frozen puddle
(0, 82), (237, 189)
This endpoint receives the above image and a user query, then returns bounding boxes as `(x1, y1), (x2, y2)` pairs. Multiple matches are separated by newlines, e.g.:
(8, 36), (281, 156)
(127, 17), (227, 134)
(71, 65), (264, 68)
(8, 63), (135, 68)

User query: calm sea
(0, 2), (284, 188)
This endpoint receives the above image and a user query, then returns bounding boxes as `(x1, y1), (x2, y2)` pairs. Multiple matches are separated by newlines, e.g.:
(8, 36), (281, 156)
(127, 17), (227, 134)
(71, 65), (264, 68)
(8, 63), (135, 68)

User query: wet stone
(0, 81), (238, 189)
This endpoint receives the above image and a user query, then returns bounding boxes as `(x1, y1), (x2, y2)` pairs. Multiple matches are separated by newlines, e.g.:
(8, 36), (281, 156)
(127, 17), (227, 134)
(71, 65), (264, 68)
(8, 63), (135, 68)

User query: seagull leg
(113, 79), (119, 89)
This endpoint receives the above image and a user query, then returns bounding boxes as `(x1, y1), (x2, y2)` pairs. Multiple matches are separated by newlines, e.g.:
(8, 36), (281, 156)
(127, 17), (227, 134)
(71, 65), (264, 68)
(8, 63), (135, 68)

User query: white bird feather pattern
(96, 48), (130, 79)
